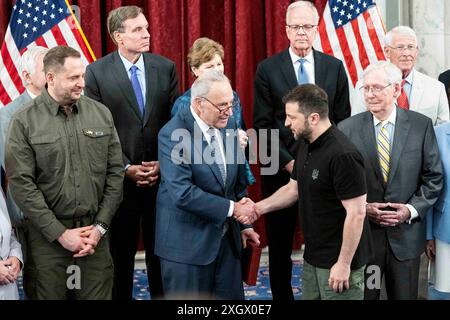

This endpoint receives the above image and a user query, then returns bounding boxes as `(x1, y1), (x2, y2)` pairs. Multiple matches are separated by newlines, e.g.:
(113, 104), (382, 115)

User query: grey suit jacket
(338, 108), (443, 260)
(0, 91), (32, 167)
(0, 91), (32, 227)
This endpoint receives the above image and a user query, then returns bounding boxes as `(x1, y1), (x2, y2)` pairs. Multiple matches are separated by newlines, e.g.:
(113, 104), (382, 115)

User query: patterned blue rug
(17, 260), (303, 300)
(134, 260), (303, 300)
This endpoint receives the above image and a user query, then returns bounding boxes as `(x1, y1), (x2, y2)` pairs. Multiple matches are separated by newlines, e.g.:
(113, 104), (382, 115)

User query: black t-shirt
(291, 126), (373, 269)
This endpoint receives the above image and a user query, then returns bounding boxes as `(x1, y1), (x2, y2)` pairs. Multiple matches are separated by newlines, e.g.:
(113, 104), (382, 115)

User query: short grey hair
(19, 46), (49, 86)
(363, 61), (402, 85)
(385, 26), (418, 47)
(191, 70), (230, 104)
(286, 1), (319, 25)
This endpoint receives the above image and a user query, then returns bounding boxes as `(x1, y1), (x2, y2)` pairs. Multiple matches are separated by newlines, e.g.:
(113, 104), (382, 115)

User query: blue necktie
(130, 65), (145, 116)
(298, 58), (309, 85)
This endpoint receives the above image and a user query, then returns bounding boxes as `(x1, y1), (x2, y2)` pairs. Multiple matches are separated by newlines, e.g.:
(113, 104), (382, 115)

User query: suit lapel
(220, 128), (237, 189)
(143, 54), (157, 126)
(185, 110), (226, 191)
(409, 69), (424, 111)
(313, 49), (325, 88)
(110, 52), (143, 121)
(359, 112), (384, 185)
(280, 50), (298, 89)
(387, 108), (410, 187)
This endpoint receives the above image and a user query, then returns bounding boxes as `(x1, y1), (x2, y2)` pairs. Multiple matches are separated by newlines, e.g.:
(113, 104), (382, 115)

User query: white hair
(385, 26), (418, 47)
(363, 61), (402, 85)
(190, 70), (230, 104)
(19, 46), (49, 86)
(286, 1), (319, 25)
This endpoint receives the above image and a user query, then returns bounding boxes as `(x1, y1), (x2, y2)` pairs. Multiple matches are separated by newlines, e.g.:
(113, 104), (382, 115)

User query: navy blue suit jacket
(155, 106), (248, 265)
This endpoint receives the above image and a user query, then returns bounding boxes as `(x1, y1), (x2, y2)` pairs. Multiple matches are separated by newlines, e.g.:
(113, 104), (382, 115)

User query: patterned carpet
(17, 260), (303, 300)
(133, 260), (303, 300)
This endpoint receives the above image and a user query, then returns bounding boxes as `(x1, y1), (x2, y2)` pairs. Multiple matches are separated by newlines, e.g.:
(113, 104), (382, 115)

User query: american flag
(0, 0), (95, 107)
(314, 0), (386, 87)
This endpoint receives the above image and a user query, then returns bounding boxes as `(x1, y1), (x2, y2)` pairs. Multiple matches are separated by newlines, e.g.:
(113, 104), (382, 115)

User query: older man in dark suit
(253, 0), (350, 300)
(338, 61), (443, 300)
(155, 70), (259, 299)
(84, 5), (179, 300)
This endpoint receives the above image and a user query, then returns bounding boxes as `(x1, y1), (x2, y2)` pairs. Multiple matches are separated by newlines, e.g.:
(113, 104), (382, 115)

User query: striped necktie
(377, 121), (391, 184)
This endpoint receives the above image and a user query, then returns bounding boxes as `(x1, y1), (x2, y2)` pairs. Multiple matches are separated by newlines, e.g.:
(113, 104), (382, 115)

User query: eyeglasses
(286, 24), (317, 33)
(200, 97), (235, 114)
(387, 45), (417, 52)
(360, 83), (392, 95)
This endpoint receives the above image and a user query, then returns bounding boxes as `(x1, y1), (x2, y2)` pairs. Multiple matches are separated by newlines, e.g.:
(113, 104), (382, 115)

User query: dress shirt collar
(190, 105), (216, 143)
(118, 51), (145, 73)
(26, 89), (37, 99)
(373, 105), (397, 127)
(289, 47), (314, 65)
(404, 68), (414, 85)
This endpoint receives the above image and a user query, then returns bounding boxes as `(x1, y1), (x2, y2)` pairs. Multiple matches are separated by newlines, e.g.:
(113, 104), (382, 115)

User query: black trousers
(110, 183), (163, 300)
(364, 228), (420, 300)
(261, 170), (298, 300)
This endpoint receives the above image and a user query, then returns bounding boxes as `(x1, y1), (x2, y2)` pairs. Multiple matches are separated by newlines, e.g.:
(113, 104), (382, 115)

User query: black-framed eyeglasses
(360, 83), (392, 94)
(200, 96), (235, 114)
(286, 24), (317, 33)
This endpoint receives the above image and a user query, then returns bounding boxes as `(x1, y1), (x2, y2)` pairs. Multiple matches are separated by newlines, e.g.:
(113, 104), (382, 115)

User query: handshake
(232, 197), (262, 225)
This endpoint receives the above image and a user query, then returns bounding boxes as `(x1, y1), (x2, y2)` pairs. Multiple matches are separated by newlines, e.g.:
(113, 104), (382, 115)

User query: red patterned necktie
(397, 79), (409, 110)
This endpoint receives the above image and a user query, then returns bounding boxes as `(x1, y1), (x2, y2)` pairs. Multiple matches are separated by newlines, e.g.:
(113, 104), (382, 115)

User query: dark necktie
(130, 65), (145, 116)
(207, 127), (226, 186)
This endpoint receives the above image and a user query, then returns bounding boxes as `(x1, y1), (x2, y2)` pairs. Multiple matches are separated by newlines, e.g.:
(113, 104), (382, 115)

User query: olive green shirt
(5, 89), (124, 243)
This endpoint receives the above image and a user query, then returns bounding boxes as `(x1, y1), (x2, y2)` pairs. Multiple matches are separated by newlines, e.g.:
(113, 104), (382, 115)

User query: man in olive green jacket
(5, 46), (124, 300)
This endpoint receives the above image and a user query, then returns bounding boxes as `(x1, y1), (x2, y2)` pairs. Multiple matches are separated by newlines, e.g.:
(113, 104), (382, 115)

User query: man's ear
(22, 70), (31, 86)
(45, 71), (54, 86)
(309, 112), (320, 125)
(113, 31), (122, 45)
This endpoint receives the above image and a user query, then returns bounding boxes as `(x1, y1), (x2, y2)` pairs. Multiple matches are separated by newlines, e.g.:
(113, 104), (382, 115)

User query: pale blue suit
(0, 190), (23, 300)
(427, 123), (450, 243)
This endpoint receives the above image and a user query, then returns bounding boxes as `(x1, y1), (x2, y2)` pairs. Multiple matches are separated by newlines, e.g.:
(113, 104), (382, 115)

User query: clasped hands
(233, 197), (261, 224)
(57, 225), (102, 258)
(126, 161), (160, 187)
(0, 256), (21, 285)
(366, 202), (411, 226)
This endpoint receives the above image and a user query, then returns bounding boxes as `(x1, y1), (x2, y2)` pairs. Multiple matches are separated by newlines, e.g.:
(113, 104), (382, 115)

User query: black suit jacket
(338, 108), (443, 260)
(439, 69), (450, 102)
(253, 48), (350, 168)
(85, 51), (179, 166)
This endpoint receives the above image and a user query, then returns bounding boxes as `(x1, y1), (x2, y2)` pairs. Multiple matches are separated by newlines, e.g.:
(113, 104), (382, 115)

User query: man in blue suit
(155, 70), (260, 299)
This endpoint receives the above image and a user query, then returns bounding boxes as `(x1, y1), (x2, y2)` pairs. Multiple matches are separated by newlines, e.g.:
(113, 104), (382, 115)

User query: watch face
(96, 225), (106, 235)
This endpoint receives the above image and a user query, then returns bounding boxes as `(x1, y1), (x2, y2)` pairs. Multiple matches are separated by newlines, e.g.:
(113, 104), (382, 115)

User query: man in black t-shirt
(256, 84), (372, 300)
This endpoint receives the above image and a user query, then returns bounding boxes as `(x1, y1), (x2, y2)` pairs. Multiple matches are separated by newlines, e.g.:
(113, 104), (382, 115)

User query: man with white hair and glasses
(352, 26), (449, 126)
(339, 61), (443, 299)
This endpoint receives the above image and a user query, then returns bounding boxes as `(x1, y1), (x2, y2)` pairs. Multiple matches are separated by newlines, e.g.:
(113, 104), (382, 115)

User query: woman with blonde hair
(171, 37), (255, 185)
